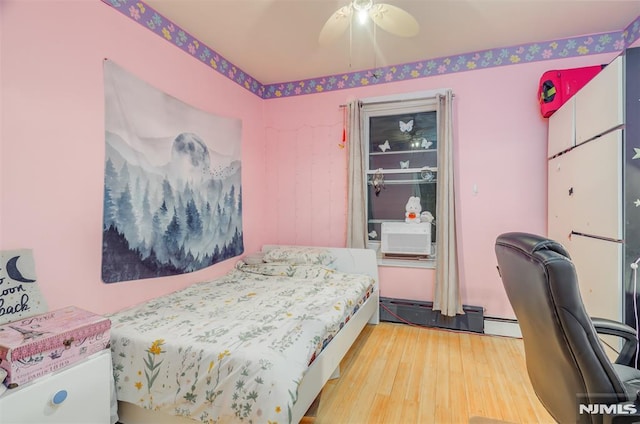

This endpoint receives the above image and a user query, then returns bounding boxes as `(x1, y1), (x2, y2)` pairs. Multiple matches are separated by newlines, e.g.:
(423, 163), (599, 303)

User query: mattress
(108, 260), (375, 423)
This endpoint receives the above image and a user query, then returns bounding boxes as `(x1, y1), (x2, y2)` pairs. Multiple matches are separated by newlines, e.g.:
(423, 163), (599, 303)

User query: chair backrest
(495, 232), (628, 424)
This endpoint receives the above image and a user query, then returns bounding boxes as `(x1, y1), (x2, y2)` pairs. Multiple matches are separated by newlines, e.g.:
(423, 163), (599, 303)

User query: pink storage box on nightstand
(0, 306), (111, 388)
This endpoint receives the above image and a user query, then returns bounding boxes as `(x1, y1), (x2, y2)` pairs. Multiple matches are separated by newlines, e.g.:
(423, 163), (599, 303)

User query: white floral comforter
(109, 261), (375, 424)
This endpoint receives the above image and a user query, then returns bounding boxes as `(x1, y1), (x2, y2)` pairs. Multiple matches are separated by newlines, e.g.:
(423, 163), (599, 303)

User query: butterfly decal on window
(421, 138), (433, 149)
(368, 230), (378, 239)
(399, 119), (414, 133)
(400, 160), (410, 169)
(378, 140), (390, 152)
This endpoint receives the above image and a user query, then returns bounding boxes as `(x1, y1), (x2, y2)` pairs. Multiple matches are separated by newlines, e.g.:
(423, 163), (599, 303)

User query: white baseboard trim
(484, 317), (522, 338)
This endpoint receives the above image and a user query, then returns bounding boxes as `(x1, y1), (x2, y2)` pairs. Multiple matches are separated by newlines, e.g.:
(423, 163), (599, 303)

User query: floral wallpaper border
(103, 0), (640, 100)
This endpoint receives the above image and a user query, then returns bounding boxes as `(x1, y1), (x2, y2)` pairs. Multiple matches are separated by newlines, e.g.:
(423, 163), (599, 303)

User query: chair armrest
(592, 317), (637, 339)
(592, 317), (638, 367)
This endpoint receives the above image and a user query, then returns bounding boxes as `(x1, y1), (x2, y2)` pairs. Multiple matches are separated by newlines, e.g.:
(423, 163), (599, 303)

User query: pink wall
(0, 0), (266, 315)
(0, 0), (623, 319)
(263, 52), (618, 318)
(0, 1), (4, 240)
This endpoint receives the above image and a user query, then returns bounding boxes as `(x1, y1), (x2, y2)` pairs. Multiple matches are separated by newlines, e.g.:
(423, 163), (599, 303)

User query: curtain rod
(338, 93), (454, 108)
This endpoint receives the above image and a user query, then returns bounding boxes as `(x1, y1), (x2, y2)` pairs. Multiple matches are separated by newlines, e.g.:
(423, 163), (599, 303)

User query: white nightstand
(0, 350), (112, 424)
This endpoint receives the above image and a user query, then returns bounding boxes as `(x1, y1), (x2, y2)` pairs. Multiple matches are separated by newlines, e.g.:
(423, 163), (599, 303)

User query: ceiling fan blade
(319, 5), (353, 46)
(369, 3), (419, 37)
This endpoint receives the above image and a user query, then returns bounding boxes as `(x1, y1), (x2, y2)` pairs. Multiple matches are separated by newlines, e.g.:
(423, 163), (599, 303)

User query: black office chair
(495, 232), (640, 424)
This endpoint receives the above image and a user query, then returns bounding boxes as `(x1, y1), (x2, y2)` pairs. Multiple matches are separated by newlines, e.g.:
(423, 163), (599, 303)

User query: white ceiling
(144, 0), (640, 84)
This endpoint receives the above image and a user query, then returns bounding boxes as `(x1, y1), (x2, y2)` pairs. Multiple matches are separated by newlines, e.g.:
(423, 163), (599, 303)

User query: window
(347, 90), (459, 312)
(362, 98), (438, 261)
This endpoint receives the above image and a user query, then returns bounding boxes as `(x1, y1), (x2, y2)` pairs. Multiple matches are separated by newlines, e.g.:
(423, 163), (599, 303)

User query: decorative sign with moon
(0, 249), (47, 325)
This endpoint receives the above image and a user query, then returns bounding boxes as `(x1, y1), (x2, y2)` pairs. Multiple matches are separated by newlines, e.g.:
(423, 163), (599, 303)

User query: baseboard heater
(379, 297), (484, 333)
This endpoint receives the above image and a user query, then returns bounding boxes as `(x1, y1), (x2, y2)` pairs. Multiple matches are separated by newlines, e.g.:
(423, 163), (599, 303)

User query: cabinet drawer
(574, 55), (623, 144)
(0, 350), (111, 424)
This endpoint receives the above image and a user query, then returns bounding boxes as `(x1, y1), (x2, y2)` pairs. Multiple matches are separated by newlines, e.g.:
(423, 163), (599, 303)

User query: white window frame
(361, 95), (440, 268)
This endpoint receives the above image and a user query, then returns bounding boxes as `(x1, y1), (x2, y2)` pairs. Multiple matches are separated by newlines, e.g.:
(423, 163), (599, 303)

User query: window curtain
(346, 100), (367, 248)
(433, 90), (463, 316)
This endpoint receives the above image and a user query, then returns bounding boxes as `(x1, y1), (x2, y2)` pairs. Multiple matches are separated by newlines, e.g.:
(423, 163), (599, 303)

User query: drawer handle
(52, 389), (68, 406)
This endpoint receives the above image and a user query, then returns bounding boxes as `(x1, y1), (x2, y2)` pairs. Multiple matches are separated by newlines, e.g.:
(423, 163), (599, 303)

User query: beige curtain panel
(433, 90), (463, 317)
(346, 100), (367, 249)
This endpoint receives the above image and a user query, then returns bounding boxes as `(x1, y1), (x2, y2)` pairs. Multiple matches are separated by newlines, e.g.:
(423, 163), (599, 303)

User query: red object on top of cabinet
(538, 65), (604, 118)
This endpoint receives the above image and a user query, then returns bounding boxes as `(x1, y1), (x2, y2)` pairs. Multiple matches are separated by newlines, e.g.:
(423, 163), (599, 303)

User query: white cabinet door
(567, 234), (622, 322)
(568, 130), (622, 240)
(548, 96), (575, 158)
(548, 154), (574, 243)
(574, 55), (623, 145)
(548, 131), (622, 241)
(0, 350), (112, 424)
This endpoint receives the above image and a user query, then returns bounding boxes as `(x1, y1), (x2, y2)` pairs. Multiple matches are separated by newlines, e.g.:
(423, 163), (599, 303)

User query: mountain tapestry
(101, 60), (243, 284)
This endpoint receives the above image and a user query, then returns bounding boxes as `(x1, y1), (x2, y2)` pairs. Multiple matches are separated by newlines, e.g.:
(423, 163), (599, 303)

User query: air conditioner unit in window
(381, 222), (432, 256)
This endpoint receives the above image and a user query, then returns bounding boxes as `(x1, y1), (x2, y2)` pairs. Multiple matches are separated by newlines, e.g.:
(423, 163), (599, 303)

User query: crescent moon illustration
(6, 256), (36, 283)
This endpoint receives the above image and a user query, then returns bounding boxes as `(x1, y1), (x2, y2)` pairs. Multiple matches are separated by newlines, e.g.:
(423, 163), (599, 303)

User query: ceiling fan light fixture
(318, 0), (418, 46)
(357, 8), (369, 24)
(352, 0), (373, 12)
(353, 0), (373, 25)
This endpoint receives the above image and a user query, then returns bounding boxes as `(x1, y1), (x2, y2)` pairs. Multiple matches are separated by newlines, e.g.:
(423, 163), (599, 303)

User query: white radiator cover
(381, 222), (431, 256)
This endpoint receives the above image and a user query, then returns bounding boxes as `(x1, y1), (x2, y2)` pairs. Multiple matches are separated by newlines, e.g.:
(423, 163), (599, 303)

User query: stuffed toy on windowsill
(405, 196), (422, 223)
(421, 211), (434, 225)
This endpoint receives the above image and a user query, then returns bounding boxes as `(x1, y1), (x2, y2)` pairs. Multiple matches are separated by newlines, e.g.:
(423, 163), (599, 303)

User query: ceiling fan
(319, 0), (420, 46)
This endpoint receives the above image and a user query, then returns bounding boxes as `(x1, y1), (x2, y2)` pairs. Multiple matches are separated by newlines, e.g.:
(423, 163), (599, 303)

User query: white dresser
(0, 350), (112, 424)
(547, 46), (640, 327)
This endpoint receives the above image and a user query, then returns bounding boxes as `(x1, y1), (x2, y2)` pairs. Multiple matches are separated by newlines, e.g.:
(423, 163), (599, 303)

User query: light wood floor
(303, 322), (555, 424)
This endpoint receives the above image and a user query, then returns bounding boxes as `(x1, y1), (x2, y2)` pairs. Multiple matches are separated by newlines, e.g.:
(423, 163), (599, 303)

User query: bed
(109, 245), (379, 424)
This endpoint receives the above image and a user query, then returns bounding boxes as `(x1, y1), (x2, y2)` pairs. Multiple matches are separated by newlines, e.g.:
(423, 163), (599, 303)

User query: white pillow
(263, 246), (336, 267)
(242, 252), (265, 265)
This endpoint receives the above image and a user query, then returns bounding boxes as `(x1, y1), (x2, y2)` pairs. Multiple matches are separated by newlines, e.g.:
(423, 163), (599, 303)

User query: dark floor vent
(379, 297), (484, 333)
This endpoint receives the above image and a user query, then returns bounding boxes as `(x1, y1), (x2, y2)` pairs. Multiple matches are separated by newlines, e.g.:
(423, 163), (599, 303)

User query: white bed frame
(116, 246), (380, 424)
